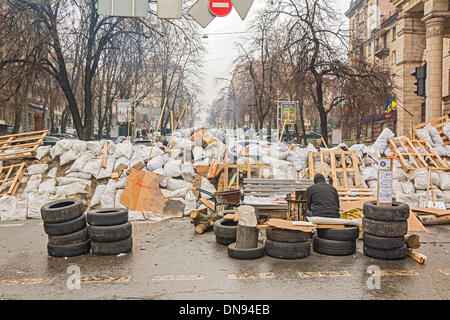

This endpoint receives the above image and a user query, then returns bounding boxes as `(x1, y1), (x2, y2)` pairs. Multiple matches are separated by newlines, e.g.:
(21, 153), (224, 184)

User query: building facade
(346, 0), (450, 140)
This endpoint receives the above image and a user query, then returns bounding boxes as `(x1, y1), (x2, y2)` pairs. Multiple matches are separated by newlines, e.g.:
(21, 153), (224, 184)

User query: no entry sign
(209, 0), (232, 17)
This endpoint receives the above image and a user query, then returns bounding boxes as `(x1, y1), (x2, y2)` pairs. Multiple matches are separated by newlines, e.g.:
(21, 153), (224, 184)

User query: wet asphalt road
(0, 218), (448, 300)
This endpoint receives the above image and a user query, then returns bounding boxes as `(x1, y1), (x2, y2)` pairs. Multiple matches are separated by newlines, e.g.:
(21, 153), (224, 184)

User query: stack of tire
(363, 201), (409, 260)
(265, 229), (311, 259)
(312, 226), (359, 256)
(213, 219), (238, 245)
(87, 208), (133, 256)
(41, 199), (90, 257)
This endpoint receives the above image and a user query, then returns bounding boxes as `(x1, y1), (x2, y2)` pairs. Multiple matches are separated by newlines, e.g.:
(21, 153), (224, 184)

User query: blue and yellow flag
(385, 98), (397, 114)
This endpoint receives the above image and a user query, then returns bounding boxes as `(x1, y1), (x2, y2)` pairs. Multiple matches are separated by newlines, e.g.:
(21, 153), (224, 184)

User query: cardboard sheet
(120, 169), (168, 214)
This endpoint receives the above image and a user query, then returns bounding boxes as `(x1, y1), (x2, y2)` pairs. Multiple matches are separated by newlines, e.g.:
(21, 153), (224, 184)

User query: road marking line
(438, 269), (450, 275)
(379, 270), (418, 276)
(298, 271), (352, 278)
(0, 224), (24, 228)
(0, 278), (54, 286)
(151, 274), (204, 281)
(228, 272), (276, 279)
(80, 276), (130, 283)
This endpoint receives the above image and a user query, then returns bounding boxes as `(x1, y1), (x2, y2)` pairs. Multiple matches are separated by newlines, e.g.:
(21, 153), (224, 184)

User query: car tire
(227, 242), (265, 260)
(216, 236), (235, 246)
(316, 226), (359, 241)
(91, 237), (133, 256)
(363, 244), (408, 260)
(312, 235), (356, 256)
(44, 214), (87, 236)
(47, 240), (91, 257)
(266, 228), (309, 243)
(363, 201), (410, 222)
(87, 208), (128, 226)
(48, 227), (89, 246)
(41, 199), (84, 223)
(265, 239), (311, 260)
(213, 219), (238, 239)
(363, 234), (405, 250)
(363, 217), (408, 238)
(88, 222), (132, 243)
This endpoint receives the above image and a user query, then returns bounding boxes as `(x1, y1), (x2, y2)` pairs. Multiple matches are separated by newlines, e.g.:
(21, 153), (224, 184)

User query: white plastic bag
(67, 152), (94, 173)
(164, 159), (182, 178)
(166, 178), (193, 191)
(82, 158), (102, 177)
(114, 141), (133, 159)
(91, 184), (106, 207)
(38, 179), (56, 194)
(71, 140), (87, 155)
(96, 157), (116, 180)
(35, 146), (51, 160)
(373, 128), (394, 153)
(55, 183), (87, 196)
(86, 141), (103, 155)
(26, 164), (48, 175)
(60, 149), (78, 166)
(147, 154), (169, 171)
(181, 163), (195, 182)
(0, 196), (26, 221)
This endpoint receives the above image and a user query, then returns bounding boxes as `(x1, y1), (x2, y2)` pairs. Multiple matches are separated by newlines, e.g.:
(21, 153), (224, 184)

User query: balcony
(374, 44), (389, 59)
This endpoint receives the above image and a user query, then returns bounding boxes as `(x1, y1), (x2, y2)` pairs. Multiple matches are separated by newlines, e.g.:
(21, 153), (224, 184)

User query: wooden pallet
(0, 163), (26, 197)
(242, 178), (313, 198)
(0, 130), (49, 161)
(308, 150), (362, 190)
(413, 115), (449, 146)
(387, 138), (450, 172)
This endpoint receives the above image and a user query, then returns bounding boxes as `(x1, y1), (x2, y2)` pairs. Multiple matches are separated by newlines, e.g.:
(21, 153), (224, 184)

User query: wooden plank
(101, 143), (108, 169)
(267, 218), (314, 232)
(199, 198), (215, 212)
(411, 207), (450, 217)
(315, 224), (346, 229)
(340, 150), (349, 189)
(329, 151), (339, 188)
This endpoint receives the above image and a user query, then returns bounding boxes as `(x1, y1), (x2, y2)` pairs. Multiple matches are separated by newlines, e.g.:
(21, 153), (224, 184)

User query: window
(366, 123), (372, 138)
(392, 26), (397, 41)
(0, 106), (3, 120)
(392, 51), (397, 65)
(9, 109), (14, 123)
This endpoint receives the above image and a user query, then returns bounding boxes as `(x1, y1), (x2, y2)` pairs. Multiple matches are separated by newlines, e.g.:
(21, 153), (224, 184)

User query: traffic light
(411, 64), (426, 97)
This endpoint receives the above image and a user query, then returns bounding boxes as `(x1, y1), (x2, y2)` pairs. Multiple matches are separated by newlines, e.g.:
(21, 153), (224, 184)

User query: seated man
(306, 173), (340, 218)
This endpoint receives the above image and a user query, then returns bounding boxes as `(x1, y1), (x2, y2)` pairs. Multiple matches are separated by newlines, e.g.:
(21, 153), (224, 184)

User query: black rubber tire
(317, 226), (359, 241)
(363, 233), (405, 250)
(47, 240), (91, 257)
(213, 219), (238, 239)
(48, 227), (89, 246)
(363, 217), (408, 238)
(227, 243), (265, 260)
(216, 236), (235, 246)
(41, 199), (84, 223)
(265, 239), (311, 260)
(43, 214), (87, 236)
(88, 222), (132, 243)
(91, 237), (133, 256)
(87, 208), (128, 226)
(266, 228), (310, 243)
(312, 235), (356, 256)
(363, 201), (410, 222)
(363, 244), (408, 260)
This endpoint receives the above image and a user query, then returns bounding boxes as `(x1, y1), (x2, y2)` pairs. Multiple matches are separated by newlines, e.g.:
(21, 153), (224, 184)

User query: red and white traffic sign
(209, 0), (232, 17)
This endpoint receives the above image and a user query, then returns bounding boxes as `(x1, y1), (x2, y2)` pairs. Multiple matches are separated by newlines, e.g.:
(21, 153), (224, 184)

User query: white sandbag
(55, 182), (87, 196)
(129, 146), (149, 168)
(181, 163), (195, 182)
(100, 191), (115, 208)
(444, 123), (450, 140)
(60, 149), (78, 166)
(66, 172), (92, 180)
(426, 124), (444, 146)
(148, 146), (164, 159)
(86, 141), (103, 156)
(114, 141), (133, 159)
(439, 171), (450, 191)
(96, 157), (116, 180)
(201, 177), (216, 199)
(184, 191), (197, 216)
(26, 164), (48, 175)
(91, 184), (106, 207)
(71, 140), (87, 155)
(46, 167), (57, 179)
(410, 169), (440, 190)
(392, 180), (403, 198)
(53, 139), (74, 158)
(168, 187), (189, 199)
(38, 179), (56, 194)
(273, 168), (288, 180)
(114, 177), (127, 189)
(114, 156), (130, 172)
(433, 145), (448, 157)
(161, 189), (171, 198)
(166, 178), (193, 191)
(193, 145), (204, 162)
(164, 159), (182, 178)
(373, 128), (394, 153)
(0, 196), (26, 221)
(153, 167), (167, 188)
(66, 152), (94, 173)
(393, 166), (409, 182)
(115, 189), (126, 208)
(401, 180), (415, 194)
(360, 166), (378, 182)
(367, 180), (378, 189)
(395, 192), (419, 208)
(82, 158), (102, 177)
(169, 148), (183, 160)
(24, 174), (42, 193)
(147, 154), (169, 171)
(35, 146), (51, 160)
(128, 211), (145, 221)
(56, 177), (91, 187)
(415, 126), (434, 146)
(444, 190), (450, 206)
(27, 193), (62, 219)
(262, 155), (290, 170)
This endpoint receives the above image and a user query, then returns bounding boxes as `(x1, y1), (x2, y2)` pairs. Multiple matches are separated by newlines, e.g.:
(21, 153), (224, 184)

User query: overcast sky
(197, 0), (351, 114)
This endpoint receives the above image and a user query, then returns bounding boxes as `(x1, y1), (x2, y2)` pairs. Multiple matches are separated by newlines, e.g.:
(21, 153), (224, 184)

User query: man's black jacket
(306, 181), (340, 218)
